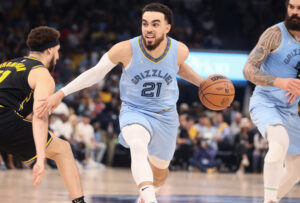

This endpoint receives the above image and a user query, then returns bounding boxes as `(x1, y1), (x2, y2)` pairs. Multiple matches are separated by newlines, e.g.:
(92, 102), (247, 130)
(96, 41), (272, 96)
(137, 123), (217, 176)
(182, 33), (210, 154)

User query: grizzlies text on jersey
(120, 36), (179, 113)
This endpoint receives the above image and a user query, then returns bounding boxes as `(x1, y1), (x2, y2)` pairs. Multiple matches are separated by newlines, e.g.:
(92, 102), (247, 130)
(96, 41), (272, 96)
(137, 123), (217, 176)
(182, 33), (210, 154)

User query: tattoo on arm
(243, 26), (282, 86)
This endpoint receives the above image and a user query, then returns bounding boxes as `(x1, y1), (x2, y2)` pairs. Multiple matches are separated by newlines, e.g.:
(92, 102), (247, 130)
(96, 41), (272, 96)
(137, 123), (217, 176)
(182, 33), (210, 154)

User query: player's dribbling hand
(36, 90), (65, 118)
(32, 160), (46, 187)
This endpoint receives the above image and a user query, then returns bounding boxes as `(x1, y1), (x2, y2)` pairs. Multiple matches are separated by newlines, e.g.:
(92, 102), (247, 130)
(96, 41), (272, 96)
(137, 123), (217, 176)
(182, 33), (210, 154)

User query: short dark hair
(26, 26), (60, 52)
(142, 3), (173, 25)
(286, 0), (290, 7)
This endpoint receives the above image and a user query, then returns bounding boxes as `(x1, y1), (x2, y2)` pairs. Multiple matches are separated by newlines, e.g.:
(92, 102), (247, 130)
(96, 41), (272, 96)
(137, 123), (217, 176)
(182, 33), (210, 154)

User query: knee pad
(265, 125), (289, 164)
(265, 142), (285, 163)
(122, 124), (150, 149)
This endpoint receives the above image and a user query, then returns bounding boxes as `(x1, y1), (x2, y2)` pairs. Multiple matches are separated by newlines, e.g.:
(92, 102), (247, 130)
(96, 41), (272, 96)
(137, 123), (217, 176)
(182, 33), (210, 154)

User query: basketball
(199, 74), (235, 110)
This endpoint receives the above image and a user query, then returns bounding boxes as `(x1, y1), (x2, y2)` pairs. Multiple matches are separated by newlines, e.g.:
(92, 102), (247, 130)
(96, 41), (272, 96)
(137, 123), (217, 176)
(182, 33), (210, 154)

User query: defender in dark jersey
(0, 26), (85, 203)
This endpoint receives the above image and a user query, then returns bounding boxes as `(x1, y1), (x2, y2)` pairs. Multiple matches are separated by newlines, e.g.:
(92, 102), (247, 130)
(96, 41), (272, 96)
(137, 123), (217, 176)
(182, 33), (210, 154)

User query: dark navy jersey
(0, 56), (44, 117)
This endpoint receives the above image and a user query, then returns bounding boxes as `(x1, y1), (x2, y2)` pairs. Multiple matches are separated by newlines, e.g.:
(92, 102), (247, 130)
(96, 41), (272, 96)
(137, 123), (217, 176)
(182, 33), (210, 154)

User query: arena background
(1, 1), (299, 203)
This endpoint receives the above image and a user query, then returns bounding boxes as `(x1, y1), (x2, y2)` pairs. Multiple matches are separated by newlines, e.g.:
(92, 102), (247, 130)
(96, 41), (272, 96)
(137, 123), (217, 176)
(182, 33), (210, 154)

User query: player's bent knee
(266, 125), (289, 147)
(46, 136), (73, 159)
(265, 142), (285, 164)
(264, 125), (289, 164)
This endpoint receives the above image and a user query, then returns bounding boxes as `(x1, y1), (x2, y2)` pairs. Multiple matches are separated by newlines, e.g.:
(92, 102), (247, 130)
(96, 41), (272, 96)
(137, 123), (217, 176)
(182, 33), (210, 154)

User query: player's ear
(45, 48), (52, 55)
(165, 24), (171, 34)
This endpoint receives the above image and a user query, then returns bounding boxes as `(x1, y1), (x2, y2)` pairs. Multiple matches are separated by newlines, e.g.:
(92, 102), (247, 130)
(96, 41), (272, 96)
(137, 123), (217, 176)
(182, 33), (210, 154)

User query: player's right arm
(37, 41), (132, 117)
(243, 26), (300, 96)
(243, 26), (281, 86)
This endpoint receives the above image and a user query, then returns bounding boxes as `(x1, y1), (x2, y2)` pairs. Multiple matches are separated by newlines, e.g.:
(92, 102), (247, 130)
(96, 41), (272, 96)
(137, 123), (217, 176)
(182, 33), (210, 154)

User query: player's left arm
(177, 42), (204, 87)
(28, 67), (55, 187)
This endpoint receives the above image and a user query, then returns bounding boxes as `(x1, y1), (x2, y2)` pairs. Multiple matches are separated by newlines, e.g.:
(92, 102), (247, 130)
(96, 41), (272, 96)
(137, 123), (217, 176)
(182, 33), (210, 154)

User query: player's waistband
(155, 107), (172, 114)
(122, 102), (174, 114)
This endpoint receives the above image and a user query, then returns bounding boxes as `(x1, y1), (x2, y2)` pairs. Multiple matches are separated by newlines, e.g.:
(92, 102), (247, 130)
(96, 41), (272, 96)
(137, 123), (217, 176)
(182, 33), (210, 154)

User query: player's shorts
(118, 103), (179, 161)
(0, 106), (52, 164)
(249, 93), (300, 155)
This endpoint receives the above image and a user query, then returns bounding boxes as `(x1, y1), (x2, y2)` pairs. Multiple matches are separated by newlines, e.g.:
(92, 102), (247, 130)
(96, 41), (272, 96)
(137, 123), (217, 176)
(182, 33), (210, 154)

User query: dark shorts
(0, 107), (52, 163)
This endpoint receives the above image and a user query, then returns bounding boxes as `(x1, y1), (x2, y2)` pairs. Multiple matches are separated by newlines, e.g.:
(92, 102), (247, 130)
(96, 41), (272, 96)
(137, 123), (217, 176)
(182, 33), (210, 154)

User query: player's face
(142, 11), (171, 51)
(285, 0), (300, 30)
(48, 45), (60, 72)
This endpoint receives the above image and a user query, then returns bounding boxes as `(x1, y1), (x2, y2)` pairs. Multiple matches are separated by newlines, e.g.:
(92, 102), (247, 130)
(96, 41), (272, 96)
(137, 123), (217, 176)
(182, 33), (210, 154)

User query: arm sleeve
(61, 53), (116, 96)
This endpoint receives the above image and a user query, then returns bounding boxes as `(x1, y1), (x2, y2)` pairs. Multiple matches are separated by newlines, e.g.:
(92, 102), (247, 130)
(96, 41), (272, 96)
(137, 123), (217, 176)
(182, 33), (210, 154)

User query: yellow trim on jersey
(155, 107), (171, 114)
(18, 90), (34, 112)
(24, 56), (43, 63)
(138, 36), (172, 64)
(23, 137), (53, 163)
(0, 105), (3, 108)
(31, 65), (44, 69)
(14, 110), (32, 123)
(283, 24), (300, 44)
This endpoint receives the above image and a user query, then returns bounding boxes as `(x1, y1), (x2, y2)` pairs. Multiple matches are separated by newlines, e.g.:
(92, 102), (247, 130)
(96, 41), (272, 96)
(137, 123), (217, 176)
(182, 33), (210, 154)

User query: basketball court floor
(1, 168), (300, 203)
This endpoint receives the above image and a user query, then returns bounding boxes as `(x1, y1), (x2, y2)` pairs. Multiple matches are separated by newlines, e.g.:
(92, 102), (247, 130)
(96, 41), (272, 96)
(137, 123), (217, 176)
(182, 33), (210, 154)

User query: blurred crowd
(0, 94), (268, 174)
(0, 0), (277, 173)
(171, 101), (268, 174)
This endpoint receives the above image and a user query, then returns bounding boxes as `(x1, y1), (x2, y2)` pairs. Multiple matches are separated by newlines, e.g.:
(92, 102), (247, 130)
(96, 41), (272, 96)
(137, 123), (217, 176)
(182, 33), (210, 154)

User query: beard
(48, 55), (56, 72)
(142, 34), (165, 51)
(285, 13), (300, 31)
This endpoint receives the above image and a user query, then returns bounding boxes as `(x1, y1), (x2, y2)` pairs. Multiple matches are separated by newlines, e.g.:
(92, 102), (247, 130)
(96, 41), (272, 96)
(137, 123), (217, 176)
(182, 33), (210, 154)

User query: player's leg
(148, 155), (169, 192)
(46, 133), (85, 203)
(122, 124), (157, 203)
(277, 155), (300, 201)
(263, 124), (289, 203)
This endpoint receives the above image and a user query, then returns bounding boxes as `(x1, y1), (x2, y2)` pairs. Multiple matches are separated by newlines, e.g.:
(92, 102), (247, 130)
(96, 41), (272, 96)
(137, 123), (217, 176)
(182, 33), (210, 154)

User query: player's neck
(288, 30), (300, 41)
(143, 37), (168, 59)
(28, 53), (49, 67)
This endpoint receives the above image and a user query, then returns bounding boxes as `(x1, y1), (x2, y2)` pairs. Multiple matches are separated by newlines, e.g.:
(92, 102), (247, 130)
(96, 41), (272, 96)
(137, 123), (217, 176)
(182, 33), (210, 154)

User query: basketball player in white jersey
(244, 0), (300, 202)
(37, 3), (203, 203)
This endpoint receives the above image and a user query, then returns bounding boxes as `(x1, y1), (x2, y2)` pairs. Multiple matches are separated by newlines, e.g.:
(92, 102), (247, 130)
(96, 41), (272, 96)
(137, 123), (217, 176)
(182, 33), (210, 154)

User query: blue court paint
(88, 195), (300, 203)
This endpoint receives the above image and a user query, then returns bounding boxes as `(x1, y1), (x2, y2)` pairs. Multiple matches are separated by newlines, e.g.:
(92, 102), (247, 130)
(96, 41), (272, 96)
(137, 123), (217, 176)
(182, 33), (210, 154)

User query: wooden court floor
(1, 168), (300, 203)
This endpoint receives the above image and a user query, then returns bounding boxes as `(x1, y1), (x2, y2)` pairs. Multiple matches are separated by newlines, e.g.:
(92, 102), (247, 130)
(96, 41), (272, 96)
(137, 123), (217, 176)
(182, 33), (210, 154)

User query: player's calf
(46, 134), (85, 202)
(264, 125), (289, 203)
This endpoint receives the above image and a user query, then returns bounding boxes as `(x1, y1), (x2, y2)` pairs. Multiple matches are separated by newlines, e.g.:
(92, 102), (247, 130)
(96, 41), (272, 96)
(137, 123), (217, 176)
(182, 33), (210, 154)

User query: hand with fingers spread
(32, 160), (46, 187)
(274, 78), (300, 104)
(36, 90), (65, 118)
(285, 92), (298, 104)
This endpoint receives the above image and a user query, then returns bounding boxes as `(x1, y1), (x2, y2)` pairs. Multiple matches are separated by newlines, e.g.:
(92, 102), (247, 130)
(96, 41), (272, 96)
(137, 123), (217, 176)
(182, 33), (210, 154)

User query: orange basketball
(199, 74), (235, 110)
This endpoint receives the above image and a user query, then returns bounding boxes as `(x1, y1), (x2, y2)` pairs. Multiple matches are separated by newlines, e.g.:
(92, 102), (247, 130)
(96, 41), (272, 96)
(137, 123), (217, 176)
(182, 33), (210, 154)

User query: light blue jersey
(120, 36), (179, 113)
(118, 36), (180, 161)
(249, 22), (300, 155)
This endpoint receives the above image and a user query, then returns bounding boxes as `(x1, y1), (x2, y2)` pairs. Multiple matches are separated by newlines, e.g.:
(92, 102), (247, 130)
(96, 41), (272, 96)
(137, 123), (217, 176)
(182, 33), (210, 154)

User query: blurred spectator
(214, 112), (233, 151)
(199, 116), (218, 151)
(171, 114), (193, 170)
(189, 137), (221, 173)
(76, 114), (105, 168)
(252, 132), (268, 173)
(0, 154), (5, 170)
(234, 118), (255, 174)
(230, 112), (243, 137)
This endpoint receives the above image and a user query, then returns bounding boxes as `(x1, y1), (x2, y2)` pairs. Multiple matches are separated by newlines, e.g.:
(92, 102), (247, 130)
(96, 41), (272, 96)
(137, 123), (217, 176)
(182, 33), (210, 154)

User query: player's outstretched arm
(36, 41), (132, 117)
(243, 26), (281, 86)
(177, 42), (204, 86)
(28, 67), (55, 187)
